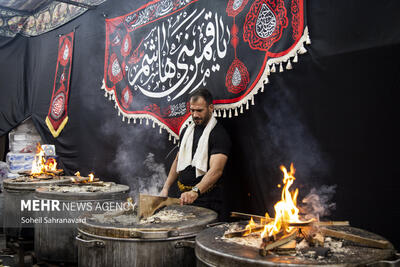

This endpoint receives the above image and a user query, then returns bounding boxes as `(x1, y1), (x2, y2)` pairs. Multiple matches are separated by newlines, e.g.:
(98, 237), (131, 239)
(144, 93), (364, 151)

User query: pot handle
(175, 240), (195, 249)
(366, 253), (400, 267)
(76, 234), (105, 248)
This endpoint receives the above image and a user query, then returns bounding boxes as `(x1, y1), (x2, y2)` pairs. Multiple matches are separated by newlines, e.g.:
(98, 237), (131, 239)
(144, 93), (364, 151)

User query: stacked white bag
(7, 119), (42, 173)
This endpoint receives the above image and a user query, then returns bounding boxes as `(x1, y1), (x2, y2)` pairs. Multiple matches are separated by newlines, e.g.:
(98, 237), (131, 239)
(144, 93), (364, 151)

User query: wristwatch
(191, 186), (201, 195)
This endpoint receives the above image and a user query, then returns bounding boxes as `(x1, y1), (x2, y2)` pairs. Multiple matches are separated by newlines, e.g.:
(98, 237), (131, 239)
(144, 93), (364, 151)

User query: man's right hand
(160, 188), (168, 197)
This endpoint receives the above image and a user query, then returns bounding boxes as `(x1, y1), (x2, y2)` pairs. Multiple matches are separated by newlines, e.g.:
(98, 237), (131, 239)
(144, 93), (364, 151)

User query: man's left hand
(180, 191), (198, 205)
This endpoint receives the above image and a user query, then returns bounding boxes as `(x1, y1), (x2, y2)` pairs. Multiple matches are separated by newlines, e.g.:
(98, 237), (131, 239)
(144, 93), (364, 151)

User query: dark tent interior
(1, 0), (399, 264)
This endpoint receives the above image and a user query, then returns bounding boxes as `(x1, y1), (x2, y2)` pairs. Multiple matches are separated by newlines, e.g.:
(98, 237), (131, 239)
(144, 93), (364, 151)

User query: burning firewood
(224, 226), (265, 238)
(230, 211), (273, 224)
(300, 227), (325, 247)
(259, 229), (298, 256)
(320, 228), (391, 249)
(71, 171), (100, 184)
(275, 239), (297, 255)
(231, 212), (349, 227)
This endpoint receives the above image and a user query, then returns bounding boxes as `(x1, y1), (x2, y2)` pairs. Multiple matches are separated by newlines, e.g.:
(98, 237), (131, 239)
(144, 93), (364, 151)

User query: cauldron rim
(195, 223), (396, 266)
(78, 205), (218, 240)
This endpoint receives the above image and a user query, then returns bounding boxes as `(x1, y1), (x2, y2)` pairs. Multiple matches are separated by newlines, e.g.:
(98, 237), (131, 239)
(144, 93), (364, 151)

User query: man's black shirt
(178, 122), (231, 186)
(177, 121), (231, 216)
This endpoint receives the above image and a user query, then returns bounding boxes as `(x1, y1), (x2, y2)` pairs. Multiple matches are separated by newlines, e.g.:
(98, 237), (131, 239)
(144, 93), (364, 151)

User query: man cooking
(160, 88), (231, 218)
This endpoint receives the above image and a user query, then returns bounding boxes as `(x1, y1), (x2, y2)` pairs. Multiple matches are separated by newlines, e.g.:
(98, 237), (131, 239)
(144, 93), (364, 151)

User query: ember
(71, 171), (100, 184)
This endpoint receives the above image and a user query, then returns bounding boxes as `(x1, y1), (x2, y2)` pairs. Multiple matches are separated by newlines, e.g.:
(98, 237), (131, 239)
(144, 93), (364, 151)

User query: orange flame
(243, 217), (257, 236)
(72, 171), (95, 183)
(244, 163), (305, 239)
(30, 143), (59, 176)
(88, 173), (94, 182)
(260, 163), (302, 238)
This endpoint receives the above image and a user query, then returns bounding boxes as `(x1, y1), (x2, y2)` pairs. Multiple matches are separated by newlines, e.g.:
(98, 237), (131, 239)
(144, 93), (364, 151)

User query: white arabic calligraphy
(125, 8), (230, 104)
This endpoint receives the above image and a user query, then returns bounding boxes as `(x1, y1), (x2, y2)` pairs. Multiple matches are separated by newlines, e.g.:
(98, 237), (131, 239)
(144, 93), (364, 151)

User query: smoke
(258, 82), (330, 182)
(138, 153), (167, 195)
(299, 184), (337, 221)
(100, 118), (169, 201)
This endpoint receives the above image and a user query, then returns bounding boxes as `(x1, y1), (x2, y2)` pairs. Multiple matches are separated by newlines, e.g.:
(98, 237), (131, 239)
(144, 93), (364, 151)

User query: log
(71, 177), (100, 184)
(224, 226), (265, 238)
(300, 227), (324, 247)
(290, 220), (349, 227)
(320, 228), (391, 249)
(230, 211), (273, 223)
(275, 240), (297, 255)
(231, 212), (349, 227)
(276, 239), (297, 250)
(316, 221), (350, 226)
(288, 219), (316, 227)
(259, 229), (298, 256)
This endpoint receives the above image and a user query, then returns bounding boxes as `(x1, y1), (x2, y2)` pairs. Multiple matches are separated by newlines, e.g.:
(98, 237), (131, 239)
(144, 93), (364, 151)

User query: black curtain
(1, 0), (399, 249)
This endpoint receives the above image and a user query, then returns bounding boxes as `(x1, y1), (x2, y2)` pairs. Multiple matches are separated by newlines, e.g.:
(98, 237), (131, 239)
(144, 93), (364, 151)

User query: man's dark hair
(189, 88), (213, 106)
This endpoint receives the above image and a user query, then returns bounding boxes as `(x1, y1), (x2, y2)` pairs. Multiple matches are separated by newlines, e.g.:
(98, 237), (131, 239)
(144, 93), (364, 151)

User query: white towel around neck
(177, 115), (217, 178)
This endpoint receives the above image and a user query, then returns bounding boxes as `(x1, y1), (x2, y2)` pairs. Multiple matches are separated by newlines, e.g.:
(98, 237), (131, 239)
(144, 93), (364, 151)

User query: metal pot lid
(195, 223), (396, 266)
(2, 176), (72, 191)
(78, 205), (217, 240)
(34, 183), (130, 200)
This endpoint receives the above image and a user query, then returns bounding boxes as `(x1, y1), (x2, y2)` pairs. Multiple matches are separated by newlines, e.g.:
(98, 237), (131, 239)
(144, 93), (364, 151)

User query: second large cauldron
(34, 182), (130, 264)
(195, 223), (398, 266)
(77, 204), (217, 267)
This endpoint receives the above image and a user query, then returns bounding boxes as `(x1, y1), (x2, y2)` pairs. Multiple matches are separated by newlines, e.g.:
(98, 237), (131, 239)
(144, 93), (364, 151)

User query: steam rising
(300, 185), (337, 221)
(259, 83), (329, 180)
(139, 153), (167, 195)
(100, 118), (168, 200)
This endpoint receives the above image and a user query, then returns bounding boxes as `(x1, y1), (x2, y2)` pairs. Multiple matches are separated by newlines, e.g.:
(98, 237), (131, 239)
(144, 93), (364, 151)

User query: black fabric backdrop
(1, 0), (400, 249)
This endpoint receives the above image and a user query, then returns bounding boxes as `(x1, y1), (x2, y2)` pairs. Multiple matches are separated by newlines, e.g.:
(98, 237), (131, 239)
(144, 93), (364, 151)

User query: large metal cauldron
(195, 223), (398, 267)
(77, 205), (217, 267)
(2, 176), (71, 240)
(34, 183), (130, 264)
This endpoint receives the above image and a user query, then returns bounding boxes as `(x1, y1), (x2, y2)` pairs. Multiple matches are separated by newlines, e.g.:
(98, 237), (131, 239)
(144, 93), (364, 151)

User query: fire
(244, 163), (306, 239)
(71, 171), (96, 183)
(88, 173), (94, 182)
(30, 143), (59, 176)
(244, 217), (257, 236)
(261, 163), (302, 238)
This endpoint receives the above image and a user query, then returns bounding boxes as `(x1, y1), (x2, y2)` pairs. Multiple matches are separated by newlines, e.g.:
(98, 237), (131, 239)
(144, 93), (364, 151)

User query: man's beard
(193, 112), (211, 126)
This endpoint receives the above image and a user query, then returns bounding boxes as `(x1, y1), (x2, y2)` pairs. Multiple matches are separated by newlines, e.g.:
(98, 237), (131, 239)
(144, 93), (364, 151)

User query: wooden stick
(290, 220), (350, 227)
(259, 229), (298, 256)
(320, 228), (391, 249)
(288, 219), (316, 227)
(230, 211), (273, 223)
(231, 212), (349, 227)
(224, 226), (265, 238)
(317, 221), (350, 226)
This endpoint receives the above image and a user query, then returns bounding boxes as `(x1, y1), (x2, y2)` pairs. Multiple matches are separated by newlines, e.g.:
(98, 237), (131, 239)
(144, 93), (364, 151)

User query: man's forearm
(196, 168), (222, 194)
(195, 153), (227, 194)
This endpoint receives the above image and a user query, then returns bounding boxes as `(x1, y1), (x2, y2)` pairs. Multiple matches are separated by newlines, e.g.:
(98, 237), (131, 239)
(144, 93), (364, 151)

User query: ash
(221, 224), (358, 263)
(89, 207), (195, 226)
(11, 176), (61, 182)
(91, 213), (138, 226)
(139, 209), (195, 224)
(46, 183), (117, 193)
(220, 223), (262, 249)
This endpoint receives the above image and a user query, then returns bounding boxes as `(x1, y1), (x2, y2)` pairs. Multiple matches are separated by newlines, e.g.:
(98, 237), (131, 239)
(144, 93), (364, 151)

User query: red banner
(102, 0), (308, 142)
(46, 31), (74, 138)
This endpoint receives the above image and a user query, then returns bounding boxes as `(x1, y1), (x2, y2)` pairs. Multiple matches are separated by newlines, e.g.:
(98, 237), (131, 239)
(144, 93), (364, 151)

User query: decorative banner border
(101, 0), (310, 143)
(0, 0), (106, 37)
(46, 31), (74, 138)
